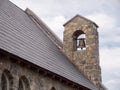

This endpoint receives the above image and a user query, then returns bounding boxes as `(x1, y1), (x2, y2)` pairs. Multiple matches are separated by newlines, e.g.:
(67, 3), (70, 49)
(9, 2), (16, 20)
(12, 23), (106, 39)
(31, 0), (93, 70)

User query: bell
(77, 38), (85, 49)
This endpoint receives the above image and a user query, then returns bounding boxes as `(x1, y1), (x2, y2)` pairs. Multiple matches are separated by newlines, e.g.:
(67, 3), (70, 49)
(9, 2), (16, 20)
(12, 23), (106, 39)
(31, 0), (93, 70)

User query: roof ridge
(25, 8), (63, 49)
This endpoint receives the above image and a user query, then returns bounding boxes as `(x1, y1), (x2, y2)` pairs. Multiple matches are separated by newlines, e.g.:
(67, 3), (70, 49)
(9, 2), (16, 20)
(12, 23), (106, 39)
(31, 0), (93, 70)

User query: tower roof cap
(63, 14), (98, 28)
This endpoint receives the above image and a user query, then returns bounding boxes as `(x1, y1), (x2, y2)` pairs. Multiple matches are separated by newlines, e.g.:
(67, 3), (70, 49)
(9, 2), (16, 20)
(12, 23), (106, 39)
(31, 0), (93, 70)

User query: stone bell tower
(63, 15), (101, 86)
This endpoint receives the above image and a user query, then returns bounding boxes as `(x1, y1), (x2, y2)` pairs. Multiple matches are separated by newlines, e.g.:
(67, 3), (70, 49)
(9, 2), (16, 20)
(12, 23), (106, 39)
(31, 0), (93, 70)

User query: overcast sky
(10, 0), (120, 90)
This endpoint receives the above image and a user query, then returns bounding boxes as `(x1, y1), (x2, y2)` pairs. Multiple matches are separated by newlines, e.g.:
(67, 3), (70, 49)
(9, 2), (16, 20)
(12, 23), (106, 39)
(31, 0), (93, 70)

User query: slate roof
(0, 0), (98, 90)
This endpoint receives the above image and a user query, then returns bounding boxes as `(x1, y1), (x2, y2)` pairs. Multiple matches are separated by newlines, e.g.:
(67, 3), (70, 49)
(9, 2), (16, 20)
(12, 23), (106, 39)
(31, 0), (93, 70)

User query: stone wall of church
(0, 54), (76, 90)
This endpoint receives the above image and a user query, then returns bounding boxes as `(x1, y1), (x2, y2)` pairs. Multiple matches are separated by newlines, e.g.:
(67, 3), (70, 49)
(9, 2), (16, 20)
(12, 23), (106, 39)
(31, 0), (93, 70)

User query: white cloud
(86, 13), (116, 33)
(10, 0), (28, 9)
(42, 16), (66, 40)
(100, 47), (120, 90)
(105, 79), (120, 90)
(100, 47), (120, 69)
(86, 13), (120, 48)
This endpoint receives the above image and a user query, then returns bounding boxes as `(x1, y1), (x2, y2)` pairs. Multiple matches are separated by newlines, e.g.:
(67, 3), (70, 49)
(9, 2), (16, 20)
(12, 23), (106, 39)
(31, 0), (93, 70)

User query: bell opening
(77, 34), (86, 50)
(77, 38), (86, 50)
(73, 30), (86, 51)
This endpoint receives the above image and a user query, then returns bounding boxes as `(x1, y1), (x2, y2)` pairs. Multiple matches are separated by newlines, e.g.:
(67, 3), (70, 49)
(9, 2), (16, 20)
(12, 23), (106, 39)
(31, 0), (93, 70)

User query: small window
(1, 70), (13, 90)
(50, 87), (56, 90)
(1, 73), (8, 90)
(73, 30), (86, 51)
(18, 76), (30, 90)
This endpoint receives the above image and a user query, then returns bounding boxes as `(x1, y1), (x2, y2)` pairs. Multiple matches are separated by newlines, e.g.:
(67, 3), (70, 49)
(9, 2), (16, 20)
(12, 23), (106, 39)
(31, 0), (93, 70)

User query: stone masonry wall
(0, 53), (76, 90)
(63, 16), (101, 88)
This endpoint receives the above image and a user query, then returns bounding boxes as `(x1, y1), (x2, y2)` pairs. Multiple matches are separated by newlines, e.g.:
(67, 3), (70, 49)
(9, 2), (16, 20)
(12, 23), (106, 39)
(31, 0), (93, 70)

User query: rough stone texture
(0, 54), (77, 90)
(63, 15), (102, 88)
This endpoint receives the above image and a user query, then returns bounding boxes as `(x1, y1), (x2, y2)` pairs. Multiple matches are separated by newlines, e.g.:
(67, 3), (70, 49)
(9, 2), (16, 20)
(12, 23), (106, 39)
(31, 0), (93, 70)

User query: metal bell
(77, 38), (85, 49)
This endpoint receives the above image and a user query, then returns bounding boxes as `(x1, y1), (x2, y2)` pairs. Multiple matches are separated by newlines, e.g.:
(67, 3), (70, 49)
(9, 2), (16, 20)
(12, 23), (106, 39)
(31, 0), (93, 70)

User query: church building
(0, 0), (106, 90)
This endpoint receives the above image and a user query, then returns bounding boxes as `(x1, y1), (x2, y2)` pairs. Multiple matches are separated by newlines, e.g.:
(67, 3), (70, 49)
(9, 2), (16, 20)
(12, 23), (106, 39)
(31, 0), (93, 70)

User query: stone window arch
(50, 87), (56, 90)
(1, 70), (13, 90)
(73, 30), (86, 51)
(18, 76), (30, 90)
